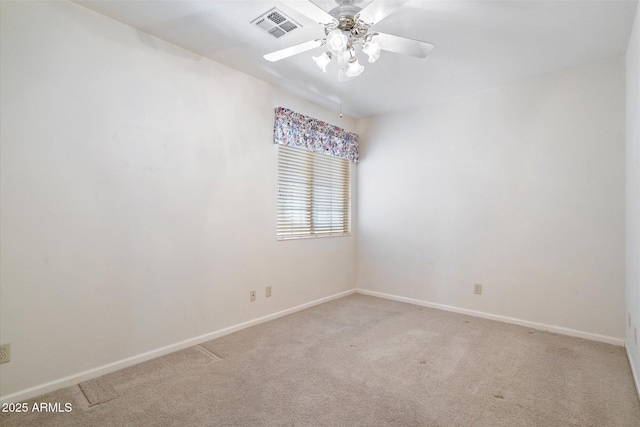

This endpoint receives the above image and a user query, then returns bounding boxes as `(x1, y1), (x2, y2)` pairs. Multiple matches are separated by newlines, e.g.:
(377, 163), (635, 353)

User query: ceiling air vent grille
(267, 11), (286, 24)
(268, 27), (286, 38)
(280, 21), (298, 33)
(251, 7), (300, 39)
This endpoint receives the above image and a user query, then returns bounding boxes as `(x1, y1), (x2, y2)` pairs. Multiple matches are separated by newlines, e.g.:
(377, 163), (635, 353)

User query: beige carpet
(2, 294), (639, 426)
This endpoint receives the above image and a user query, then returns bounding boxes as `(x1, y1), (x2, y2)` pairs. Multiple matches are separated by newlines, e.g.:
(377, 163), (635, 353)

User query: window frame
(276, 144), (351, 240)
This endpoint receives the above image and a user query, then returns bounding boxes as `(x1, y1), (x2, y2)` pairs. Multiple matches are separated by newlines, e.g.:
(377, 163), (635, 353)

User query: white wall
(626, 4), (640, 392)
(356, 58), (626, 342)
(0, 1), (356, 400)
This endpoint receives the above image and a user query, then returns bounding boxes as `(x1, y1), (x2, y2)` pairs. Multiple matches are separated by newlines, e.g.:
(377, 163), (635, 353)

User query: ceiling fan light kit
(264, 0), (434, 79)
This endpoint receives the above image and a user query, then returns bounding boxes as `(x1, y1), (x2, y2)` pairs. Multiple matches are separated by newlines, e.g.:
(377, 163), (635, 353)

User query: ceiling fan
(263, 0), (434, 78)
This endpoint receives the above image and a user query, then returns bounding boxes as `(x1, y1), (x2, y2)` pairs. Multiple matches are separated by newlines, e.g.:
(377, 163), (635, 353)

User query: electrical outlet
(474, 284), (482, 295)
(250, 290), (256, 302)
(0, 343), (10, 364)
(266, 286), (272, 298)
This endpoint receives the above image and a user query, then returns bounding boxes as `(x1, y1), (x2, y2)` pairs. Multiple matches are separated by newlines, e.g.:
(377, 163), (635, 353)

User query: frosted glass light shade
(312, 52), (332, 72)
(345, 58), (364, 77)
(363, 40), (381, 63)
(326, 30), (348, 55)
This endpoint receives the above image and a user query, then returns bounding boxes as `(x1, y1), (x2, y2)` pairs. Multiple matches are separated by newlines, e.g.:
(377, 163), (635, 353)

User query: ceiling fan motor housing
(327, 3), (368, 46)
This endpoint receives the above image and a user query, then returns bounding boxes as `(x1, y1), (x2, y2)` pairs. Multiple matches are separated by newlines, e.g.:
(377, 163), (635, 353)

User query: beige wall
(356, 58), (626, 342)
(626, 4), (640, 393)
(0, 0), (356, 400)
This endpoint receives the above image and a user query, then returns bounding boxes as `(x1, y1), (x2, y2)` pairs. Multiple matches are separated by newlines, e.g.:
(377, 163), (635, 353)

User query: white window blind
(277, 144), (351, 240)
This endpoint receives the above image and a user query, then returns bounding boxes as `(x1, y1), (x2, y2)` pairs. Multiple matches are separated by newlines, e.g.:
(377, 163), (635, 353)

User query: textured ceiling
(74, 0), (638, 118)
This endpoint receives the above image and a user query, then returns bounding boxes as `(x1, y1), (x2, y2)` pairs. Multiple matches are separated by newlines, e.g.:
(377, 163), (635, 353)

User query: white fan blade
(264, 39), (324, 62)
(281, 1), (337, 26)
(356, 0), (403, 26)
(373, 32), (434, 58)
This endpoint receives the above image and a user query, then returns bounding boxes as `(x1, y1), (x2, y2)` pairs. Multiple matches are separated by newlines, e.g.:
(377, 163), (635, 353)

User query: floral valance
(273, 107), (359, 163)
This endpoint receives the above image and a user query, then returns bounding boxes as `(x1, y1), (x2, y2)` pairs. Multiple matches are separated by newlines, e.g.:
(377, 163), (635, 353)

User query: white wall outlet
(266, 286), (272, 298)
(250, 290), (256, 302)
(474, 284), (482, 295)
(0, 343), (10, 364)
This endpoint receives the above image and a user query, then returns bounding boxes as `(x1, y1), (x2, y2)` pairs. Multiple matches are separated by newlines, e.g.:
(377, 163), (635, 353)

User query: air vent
(268, 27), (286, 38)
(267, 11), (286, 24)
(280, 21), (298, 33)
(251, 7), (301, 39)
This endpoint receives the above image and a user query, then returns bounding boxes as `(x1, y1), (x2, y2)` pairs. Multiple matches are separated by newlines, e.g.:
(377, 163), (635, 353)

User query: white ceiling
(74, 0), (638, 118)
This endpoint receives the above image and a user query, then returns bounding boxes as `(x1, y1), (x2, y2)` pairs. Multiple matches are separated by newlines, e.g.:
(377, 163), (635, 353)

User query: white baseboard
(357, 288), (624, 347)
(626, 343), (640, 402)
(0, 289), (356, 404)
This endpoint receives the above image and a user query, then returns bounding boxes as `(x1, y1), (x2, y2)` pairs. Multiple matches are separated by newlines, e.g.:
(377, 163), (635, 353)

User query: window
(272, 106), (358, 239)
(277, 144), (350, 240)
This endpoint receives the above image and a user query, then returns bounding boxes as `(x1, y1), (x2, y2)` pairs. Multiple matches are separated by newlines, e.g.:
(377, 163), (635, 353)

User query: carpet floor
(2, 294), (639, 426)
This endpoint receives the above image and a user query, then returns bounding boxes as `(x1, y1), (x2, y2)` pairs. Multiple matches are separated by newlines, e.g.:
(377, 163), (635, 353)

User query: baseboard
(626, 343), (640, 402)
(357, 288), (624, 347)
(0, 289), (356, 404)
